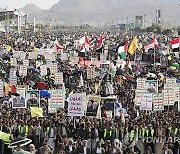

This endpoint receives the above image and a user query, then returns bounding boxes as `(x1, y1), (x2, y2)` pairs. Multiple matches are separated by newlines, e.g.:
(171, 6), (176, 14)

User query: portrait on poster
(26, 90), (40, 108)
(145, 80), (158, 93)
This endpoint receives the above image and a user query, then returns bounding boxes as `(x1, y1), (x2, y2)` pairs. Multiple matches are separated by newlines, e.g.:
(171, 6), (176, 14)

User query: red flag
(98, 35), (103, 48)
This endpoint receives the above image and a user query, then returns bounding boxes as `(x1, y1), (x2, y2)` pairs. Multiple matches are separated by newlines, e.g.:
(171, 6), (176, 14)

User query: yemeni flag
(145, 37), (159, 52)
(98, 35), (104, 48)
(54, 38), (63, 51)
(117, 40), (128, 59)
(170, 38), (179, 52)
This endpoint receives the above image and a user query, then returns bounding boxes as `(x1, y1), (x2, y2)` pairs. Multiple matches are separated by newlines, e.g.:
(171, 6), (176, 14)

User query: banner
(162, 89), (175, 106)
(153, 93), (164, 111)
(40, 65), (47, 76)
(87, 66), (95, 79)
(50, 89), (64, 108)
(26, 90), (40, 108)
(10, 58), (17, 66)
(140, 94), (153, 110)
(0, 80), (3, 97)
(86, 95), (101, 116)
(137, 78), (146, 89)
(19, 65), (27, 76)
(12, 88), (26, 108)
(23, 60), (29, 66)
(68, 93), (85, 116)
(145, 80), (158, 93)
(55, 72), (63, 84)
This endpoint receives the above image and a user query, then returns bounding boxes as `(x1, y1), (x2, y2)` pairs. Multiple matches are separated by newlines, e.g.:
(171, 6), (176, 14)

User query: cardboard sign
(135, 90), (146, 106)
(50, 89), (64, 108)
(23, 60), (29, 67)
(68, 93), (85, 116)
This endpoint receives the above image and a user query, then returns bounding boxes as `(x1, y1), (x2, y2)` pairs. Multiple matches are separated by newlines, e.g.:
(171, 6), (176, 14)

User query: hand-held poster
(86, 95), (101, 116)
(68, 93), (85, 117)
(55, 72), (63, 84)
(153, 93), (164, 111)
(140, 94), (153, 111)
(12, 88), (26, 108)
(26, 90), (40, 109)
(50, 89), (64, 108)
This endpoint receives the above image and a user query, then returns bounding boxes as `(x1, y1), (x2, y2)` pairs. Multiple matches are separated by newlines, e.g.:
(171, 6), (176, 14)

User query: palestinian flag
(170, 38), (179, 52)
(117, 40), (128, 59)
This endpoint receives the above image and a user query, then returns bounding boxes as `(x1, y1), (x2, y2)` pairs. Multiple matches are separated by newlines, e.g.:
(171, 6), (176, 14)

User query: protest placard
(10, 58), (17, 66)
(23, 60), (29, 67)
(19, 65), (27, 76)
(135, 90), (147, 106)
(68, 93), (85, 116)
(40, 65), (47, 76)
(137, 78), (146, 89)
(153, 93), (164, 111)
(12, 88), (26, 108)
(50, 62), (58, 73)
(175, 85), (180, 102)
(28, 52), (37, 59)
(140, 94), (153, 110)
(26, 90), (40, 108)
(87, 66), (95, 79)
(145, 80), (158, 93)
(54, 72), (63, 84)
(86, 95), (101, 116)
(50, 89), (64, 108)
(9, 76), (17, 86)
(162, 89), (175, 106)
(19, 52), (26, 60)
(61, 52), (68, 61)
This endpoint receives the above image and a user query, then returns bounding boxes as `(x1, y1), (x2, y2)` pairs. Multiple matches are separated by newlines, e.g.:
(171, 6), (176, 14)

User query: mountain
(18, 0), (180, 25)
(20, 4), (44, 15)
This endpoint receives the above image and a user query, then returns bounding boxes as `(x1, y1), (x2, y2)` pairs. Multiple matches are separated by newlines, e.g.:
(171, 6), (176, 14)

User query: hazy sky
(0, 0), (60, 10)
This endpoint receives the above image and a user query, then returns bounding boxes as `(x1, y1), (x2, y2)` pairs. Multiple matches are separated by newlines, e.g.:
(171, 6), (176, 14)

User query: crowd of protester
(0, 29), (179, 154)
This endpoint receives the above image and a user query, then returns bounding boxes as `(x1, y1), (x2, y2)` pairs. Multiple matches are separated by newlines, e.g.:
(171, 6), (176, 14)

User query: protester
(0, 29), (179, 154)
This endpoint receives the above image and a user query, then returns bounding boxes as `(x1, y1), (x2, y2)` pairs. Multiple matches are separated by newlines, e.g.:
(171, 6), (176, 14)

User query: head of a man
(30, 92), (37, 101)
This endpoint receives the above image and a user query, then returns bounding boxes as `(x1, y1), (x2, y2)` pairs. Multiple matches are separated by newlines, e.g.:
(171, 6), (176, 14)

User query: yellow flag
(34, 46), (38, 52)
(6, 45), (12, 52)
(128, 36), (138, 55)
(30, 107), (43, 117)
(5, 84), (9, 96)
